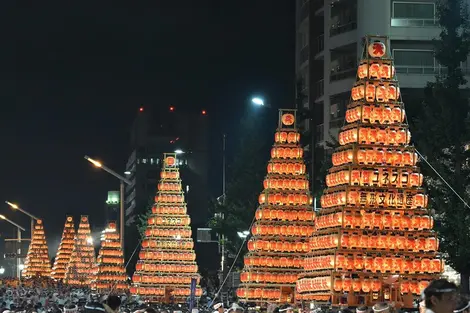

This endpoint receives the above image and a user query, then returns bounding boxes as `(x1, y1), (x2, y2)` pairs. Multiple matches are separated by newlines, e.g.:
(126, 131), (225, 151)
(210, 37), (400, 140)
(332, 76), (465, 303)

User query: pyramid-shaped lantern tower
(51, 216), (76, 280)
(91, 221), (128, 292)
(296, 35), (442, 308)
(131, 153), (202, 303)
(236, 110), (315, 304)
(64, 215), (96, 286)
(22, 219), (51, 277)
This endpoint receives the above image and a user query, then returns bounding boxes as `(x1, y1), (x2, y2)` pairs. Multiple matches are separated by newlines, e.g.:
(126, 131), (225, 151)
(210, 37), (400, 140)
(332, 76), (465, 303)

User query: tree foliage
(208, 110), (273, 265)
(411, 0), (470, 291)
(137, 197), (155, 239)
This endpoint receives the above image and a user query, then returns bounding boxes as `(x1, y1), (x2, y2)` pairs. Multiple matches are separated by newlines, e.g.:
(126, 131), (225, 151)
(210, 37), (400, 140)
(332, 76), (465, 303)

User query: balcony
(330, 21), (357, 37)
(312, 34), (324, 56)
(329, 117), (344, 129)
(300, 1), (310, 22)
(330, 67), (356, 82)
(395, 65), (470, 88)
(300, 45), (309, 66)
(316, 124), (324, 142)
(391, 18), (437, 27)
(314, 79), (325, 99)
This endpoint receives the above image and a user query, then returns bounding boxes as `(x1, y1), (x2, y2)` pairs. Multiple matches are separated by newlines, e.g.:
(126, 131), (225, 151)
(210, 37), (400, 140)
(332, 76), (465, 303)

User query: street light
(84, 155), (131, 254)
(5, 201), (39, 237)
(0, 214), (25, 279)
(251, 97), (265, 106)
(174, 149), (184, 154)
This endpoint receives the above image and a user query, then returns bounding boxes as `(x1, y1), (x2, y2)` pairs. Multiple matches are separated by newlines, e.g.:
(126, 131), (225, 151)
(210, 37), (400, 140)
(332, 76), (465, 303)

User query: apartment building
(296, 0), (470, 151)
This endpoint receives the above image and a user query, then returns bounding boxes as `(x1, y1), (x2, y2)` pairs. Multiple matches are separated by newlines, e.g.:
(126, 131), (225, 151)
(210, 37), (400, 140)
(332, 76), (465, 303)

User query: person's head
(372, 303), (390, 313)
(424, 279), (458, 313)
(453, 295), (470, 313)
(214, 303), (224, 313)
(63, 304), (77, 313)
(357, 306), (368, 313)
(106, 296), (121, 311)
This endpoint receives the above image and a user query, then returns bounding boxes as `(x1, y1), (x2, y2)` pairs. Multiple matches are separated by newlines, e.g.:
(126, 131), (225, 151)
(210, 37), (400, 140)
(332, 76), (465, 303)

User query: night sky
(4, 2), (295, 254)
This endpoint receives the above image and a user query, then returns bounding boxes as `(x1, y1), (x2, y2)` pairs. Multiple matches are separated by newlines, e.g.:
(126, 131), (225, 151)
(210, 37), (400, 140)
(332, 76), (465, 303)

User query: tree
(137, 197), (155, 239)
(208, 109), (273, 264)
(411, 0), (470, 292)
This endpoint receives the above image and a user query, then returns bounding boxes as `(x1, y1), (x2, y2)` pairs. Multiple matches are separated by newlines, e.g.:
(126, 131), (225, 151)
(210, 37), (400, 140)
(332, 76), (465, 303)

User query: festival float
(51, 216), (76, 280)
(64, 215), (96, 286)
(91, 221), (127, 292)
(296, 35), (442, 308)
(22, 219), (51, 277)
(236, 110), (315, 304)
(131, 153), (202, 303)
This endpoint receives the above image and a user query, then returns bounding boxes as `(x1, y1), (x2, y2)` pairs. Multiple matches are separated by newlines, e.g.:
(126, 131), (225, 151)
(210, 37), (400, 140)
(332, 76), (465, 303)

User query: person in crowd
(104, 296), (121, 313)
(372, 303), (391, 313)
(423, 279), (458, 313)
(63, 304), (78, 313)
(357, 306), (369, 313)
(454, 295), (470, 313)
(212, 303), (224, 313)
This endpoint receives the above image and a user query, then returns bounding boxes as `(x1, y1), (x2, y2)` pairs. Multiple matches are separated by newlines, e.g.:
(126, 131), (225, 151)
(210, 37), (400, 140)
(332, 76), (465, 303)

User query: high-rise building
(105, 191), (119, 226)
(295, 0), (470, 177)
(124, 106), (209, 268)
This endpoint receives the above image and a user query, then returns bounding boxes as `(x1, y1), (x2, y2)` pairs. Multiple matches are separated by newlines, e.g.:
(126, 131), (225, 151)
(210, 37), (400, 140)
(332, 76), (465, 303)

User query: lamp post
(0, 215), (25, 279)
(5, 201), (39, 238)
(84, 155), (131, 254)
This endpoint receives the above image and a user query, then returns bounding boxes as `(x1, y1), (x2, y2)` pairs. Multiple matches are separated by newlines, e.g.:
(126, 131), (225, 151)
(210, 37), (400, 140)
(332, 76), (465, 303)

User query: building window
(186, 185), (190, 193)
(393, 49), (435, 73)
(142, 158), (147, 164)
(392, 1), (436, 27)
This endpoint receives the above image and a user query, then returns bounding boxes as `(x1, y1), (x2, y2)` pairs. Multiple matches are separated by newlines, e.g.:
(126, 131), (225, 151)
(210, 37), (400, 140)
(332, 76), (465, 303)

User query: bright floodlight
(0, 267), (5, 274)
(86, 237), (93, 244)
(84, 156), (102, 168)
(251, 97), (264, 106)
(0, 215), (5, 220)
(19, 264), (25, 270)
(174, 149), (184, 154)
(5, 201), (18, 209)
(124, 171), (131, 175)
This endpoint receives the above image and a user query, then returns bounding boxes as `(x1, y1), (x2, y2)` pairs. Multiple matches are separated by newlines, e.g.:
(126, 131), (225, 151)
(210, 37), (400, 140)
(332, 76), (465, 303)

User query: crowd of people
(0, 278), (467, 313)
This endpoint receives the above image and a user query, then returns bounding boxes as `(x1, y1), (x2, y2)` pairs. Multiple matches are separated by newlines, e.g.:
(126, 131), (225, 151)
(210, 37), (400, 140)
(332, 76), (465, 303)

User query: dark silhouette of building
(124, 106), (209, 272)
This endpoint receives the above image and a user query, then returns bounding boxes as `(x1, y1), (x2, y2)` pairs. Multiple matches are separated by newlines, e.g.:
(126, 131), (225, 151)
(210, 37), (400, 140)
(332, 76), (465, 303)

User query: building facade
(124, 106), (209, 268)
(296, 0), (470, 159)
(105, 191), (119, 226)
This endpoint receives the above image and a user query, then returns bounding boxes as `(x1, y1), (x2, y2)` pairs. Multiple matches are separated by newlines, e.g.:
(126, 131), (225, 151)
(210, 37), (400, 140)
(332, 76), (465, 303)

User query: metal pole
(220, 134), (226, 303)
(17, 228), (21, 279)
(30, 218), (34, 239)
(120, 180), (125, 256)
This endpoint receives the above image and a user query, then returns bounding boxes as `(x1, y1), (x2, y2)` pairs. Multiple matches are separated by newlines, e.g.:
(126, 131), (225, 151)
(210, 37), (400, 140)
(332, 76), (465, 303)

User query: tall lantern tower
(131, 153), (202, 303)
(237, 110), (315, 304)
(52, 216), (76, 280)
(296, 35), (442, 308)
(64, 215), (96, 286)
(22, 219), (51, 277)
(91, 221), (127, 292)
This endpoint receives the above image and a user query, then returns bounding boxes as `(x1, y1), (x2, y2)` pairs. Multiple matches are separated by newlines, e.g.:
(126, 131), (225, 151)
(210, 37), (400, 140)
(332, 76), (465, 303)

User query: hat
(63, 305), (78, 313)
(214, 303), (224, 310)
(372, 303), (390, 313)
(227, 303), (244, 313)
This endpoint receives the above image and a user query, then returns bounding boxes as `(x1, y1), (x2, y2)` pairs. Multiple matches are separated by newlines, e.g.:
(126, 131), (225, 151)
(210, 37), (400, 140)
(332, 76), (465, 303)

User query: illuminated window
(186, 185), (190, 192)
(142, 158), (147, 164)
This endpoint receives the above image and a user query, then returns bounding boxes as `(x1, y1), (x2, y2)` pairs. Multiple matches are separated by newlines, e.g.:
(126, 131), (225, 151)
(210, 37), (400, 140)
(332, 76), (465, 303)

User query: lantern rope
(414, 149), (470, 210)
(401, 101), (470, 210)
(210, 215), (257, 306)
(107, 239), (142, 296)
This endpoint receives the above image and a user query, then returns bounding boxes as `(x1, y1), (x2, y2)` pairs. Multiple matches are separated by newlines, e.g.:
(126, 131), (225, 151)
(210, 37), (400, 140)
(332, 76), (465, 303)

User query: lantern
(368, 41), (386, 58)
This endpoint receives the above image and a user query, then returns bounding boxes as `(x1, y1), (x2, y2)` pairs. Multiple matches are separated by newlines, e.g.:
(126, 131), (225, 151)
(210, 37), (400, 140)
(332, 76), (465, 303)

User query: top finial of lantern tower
(278, 109), (298, 130)
(362, 35), (391, 59)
